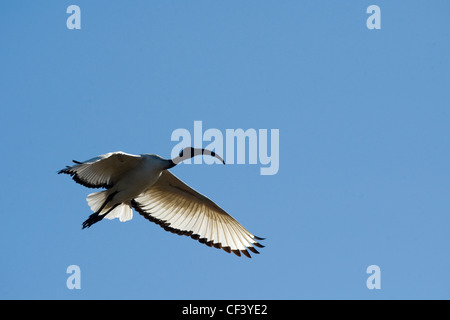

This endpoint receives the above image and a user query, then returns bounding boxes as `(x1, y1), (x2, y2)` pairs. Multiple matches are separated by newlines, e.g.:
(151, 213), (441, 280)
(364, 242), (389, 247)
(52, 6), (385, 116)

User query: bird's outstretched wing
(58, 151), (142, 189)
(131, 171), (264, 258)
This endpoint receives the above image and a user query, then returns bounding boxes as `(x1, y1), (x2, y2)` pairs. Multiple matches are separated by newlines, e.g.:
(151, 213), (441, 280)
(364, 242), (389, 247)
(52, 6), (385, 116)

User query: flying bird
(58, 147), (264, 258)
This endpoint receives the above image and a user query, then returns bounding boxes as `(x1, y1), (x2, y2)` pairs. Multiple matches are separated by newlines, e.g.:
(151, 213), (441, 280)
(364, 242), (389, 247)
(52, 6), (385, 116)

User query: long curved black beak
(172, 147), (225, 166)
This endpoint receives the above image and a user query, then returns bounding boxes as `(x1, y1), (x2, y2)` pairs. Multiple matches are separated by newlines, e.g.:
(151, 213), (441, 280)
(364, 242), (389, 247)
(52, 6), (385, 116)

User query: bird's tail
(103, 202), (133, 222)
(86, 190), (110, 214)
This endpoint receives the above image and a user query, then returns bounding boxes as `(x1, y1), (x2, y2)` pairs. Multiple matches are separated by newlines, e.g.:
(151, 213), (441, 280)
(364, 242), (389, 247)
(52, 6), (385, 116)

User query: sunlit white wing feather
(131, 171), (264, 258)
(58, 151), (142, 189)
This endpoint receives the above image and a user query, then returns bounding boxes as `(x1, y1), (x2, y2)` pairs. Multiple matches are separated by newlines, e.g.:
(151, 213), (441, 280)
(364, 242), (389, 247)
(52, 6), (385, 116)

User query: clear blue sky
(1, 1), (449, 299)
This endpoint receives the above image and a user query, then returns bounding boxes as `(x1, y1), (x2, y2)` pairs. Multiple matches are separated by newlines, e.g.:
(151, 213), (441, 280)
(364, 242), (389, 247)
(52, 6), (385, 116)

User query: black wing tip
(232, 249), (241, 257)
(222, 246), (232, 253)
(57, 166), (71, 175)
(248, 246), (260, 254)
(241, 249), (251, 258)
(252, 236), (265, 248)
(58, 160), (82, 174)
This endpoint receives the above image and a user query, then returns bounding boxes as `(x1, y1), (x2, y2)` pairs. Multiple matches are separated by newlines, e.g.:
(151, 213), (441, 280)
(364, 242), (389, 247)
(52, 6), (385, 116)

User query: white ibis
(58, 147), (264, 258)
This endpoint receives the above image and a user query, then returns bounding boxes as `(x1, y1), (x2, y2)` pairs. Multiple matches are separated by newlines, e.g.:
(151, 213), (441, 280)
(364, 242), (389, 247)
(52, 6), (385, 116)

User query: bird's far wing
(131, 171), (264, 258)
(58, 151), (142, 189)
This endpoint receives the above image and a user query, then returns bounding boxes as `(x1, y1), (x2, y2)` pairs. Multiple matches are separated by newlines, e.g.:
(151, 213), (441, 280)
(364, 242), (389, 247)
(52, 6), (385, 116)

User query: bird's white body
(79, 153), (170, 223)
(105, 155), (165, 206)
(59, 150), (264, 258)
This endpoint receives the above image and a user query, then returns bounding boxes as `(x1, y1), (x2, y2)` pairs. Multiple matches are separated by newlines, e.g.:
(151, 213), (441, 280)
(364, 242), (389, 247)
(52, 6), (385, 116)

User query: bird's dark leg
(82, 191), (118, 229)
